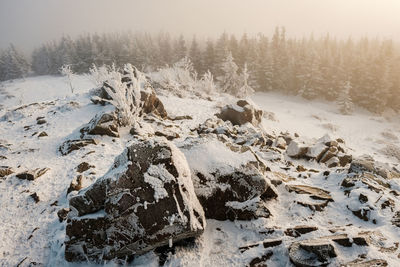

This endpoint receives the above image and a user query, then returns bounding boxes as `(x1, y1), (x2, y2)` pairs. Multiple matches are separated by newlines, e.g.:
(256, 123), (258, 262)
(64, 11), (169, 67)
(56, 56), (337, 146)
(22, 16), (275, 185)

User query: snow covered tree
(173, 35), (187, 62)
(60, 64), (75, 94)
(189, 36), (203, 75)
(336, 81), (354, 115)
(217, 51), (240, 94)
(203, 39), (216, 76)
(237, 63), (255, 98)
(0, 44), (29, 81)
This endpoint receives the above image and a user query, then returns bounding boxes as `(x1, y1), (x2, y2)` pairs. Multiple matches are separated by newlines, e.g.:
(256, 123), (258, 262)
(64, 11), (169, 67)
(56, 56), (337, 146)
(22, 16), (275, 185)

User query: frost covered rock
(216, 100), (263, 127)
(81, 112), (119, 138)
(59, 138), (99, 155)
(287, 140), (309, 158)
(0, 166), (14, 178)
(16, 167), (50, 180)
(181, 138), (276, 221)
(65, 138), (205, 262)
(140, 89), (168, 119)
(289, 239), (337, 266)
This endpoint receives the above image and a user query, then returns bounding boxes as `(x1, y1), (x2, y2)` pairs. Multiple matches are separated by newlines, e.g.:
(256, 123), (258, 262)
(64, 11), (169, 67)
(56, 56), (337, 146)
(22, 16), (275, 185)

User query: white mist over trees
(0, 27), (400, 113)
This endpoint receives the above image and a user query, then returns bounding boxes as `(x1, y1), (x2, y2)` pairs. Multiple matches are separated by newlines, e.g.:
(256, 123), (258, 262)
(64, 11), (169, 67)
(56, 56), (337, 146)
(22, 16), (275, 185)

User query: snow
(0, 75), (400, 266)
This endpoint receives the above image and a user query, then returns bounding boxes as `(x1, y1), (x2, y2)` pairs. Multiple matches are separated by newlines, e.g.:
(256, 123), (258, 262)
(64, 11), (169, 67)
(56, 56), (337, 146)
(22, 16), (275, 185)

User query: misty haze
(0, 1), (400, 266)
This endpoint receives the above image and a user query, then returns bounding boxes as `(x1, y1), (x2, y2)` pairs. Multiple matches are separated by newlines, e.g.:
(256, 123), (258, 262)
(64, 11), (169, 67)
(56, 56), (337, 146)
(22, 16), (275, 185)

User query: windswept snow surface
(0, 75), (399, 266)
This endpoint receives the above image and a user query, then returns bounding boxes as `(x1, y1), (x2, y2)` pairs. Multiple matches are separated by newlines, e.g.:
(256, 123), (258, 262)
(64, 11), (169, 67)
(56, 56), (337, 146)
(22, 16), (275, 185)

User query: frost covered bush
(87, 63), (118, 88)
(95, 63), (146, 127)
(154, 57), (198, 96)
(60, 64), (75, 94)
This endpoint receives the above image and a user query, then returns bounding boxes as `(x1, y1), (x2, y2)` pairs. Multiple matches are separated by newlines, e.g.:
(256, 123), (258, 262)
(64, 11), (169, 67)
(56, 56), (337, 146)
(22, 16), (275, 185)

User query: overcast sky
(1, 0), (399, 52)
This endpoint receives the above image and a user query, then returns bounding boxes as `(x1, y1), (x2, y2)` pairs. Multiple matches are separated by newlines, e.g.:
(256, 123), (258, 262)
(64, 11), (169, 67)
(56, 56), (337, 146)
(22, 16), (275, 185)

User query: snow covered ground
(0, 75), (399, 266)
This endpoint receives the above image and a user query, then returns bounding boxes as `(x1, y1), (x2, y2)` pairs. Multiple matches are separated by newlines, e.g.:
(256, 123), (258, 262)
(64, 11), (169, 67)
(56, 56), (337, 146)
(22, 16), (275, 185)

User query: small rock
(38, 131), (48, 137)
(359, 193), (368, 203)
(275, 137), (287, 149)
(0, 166), (14, 178)
(216, 100), (263, 127)
(341, 258), (388, 267)
(30, 192), (40, 203)
(59, 139), (99, 156)
(57, 208), (71, 222)
(16, 168), (50, 181)
(326, 156), (340, 168)
(296, 165), (307, 172)
(289, 239), (337, 266)
(37, 119), (46, 125)
(286, 184), (333, 201)
(285, 225), (318, 237)
(76, 162), (94, 173)
(287, 140), (309, 158)
(67, 175), (84, 195)
(249, 251), (273, 267)
(392, 211), (400, 227)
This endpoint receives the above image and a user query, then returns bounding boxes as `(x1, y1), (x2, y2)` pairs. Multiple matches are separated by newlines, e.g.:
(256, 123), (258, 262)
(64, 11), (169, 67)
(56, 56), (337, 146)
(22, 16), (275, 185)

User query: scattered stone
(59, 139), (99, 156)
(350, 206), (374, 222)
(216, 100), (263, 126)
(168, 115), (193, 121)
(0, 166), (14, 178)
(358, 193), (368, 204)
(225, 198), (271, 221)
(275, 137), (287, 149)
(286, 184), (333, 201)
(57, 208), (70, 222)
(341, 258), (388, 267)
(287, 140), (308, 158)
(285, 225), (318, 237)
(16, 168), (50, 181)
(297, 200), (330, 211)
(65, 139), (205, 262)
(76, 162), (94, 173)
(140, 89), (168, 118)
(249, 251), (273, 267)
(296, 165), (307, 172)
(154, 131), (180, 140)
(326, 156), (340, 168)
(81, 112), (119, 138)
(392, 211), (400, 227)
(30, 192), (40, 203)
(38, 131), (48, 137)
(289, 239), (337, 266)
(67, 175), (85, 195)
(36, 119), (46, 125)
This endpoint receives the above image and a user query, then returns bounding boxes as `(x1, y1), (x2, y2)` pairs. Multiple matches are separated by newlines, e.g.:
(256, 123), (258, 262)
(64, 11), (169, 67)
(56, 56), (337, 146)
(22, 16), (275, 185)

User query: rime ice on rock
(65, 138), (205, 262)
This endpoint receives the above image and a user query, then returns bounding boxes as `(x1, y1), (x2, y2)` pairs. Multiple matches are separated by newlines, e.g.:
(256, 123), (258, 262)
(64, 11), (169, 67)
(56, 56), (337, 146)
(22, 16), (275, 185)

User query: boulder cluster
(57, 82), (400, 265)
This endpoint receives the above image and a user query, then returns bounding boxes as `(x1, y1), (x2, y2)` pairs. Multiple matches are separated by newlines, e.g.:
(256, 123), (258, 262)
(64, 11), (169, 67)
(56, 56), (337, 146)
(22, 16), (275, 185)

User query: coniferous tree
(218, 51), (240, 94)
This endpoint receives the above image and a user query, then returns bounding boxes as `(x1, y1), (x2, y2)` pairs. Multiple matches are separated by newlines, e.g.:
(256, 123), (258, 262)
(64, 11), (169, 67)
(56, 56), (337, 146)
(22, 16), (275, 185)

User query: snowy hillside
(0, 74), (400, 267)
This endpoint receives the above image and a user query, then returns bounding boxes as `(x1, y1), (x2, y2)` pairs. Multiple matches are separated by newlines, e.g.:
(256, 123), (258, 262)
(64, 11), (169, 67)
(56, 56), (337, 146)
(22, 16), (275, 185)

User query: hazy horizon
(1, 0), (400, 53)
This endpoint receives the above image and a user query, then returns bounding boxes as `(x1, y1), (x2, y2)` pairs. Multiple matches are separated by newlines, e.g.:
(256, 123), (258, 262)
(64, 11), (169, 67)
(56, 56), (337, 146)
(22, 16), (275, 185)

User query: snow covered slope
(0, 75), (399, 266)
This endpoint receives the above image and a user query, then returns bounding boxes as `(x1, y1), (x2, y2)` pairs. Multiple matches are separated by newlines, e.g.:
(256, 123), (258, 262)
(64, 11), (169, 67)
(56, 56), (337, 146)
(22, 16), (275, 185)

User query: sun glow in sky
(1, 0), (400, 50)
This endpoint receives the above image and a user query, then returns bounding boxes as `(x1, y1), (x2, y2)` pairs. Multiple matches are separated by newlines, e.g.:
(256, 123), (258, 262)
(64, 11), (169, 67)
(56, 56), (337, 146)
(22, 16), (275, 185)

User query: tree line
(0, 28), (399, 113)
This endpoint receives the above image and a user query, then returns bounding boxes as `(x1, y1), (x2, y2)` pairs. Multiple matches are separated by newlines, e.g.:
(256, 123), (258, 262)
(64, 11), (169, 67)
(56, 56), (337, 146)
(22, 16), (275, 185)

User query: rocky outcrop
(216, 100), (263, 127)
(181, 137), (277, 221)
(65, 138), (205, 262)
(286, 134), (352, 168)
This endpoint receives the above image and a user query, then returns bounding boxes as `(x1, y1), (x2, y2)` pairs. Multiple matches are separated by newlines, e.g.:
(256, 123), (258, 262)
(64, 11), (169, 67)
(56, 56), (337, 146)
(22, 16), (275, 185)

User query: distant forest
(0, 27), (399, 113)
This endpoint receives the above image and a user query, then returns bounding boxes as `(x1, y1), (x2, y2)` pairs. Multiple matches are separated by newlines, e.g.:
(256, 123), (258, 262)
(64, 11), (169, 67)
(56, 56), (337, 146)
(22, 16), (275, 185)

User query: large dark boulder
(216, 100), (263, 127)
(181, 138), (277, 221)
(65, 138), (205, 262)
